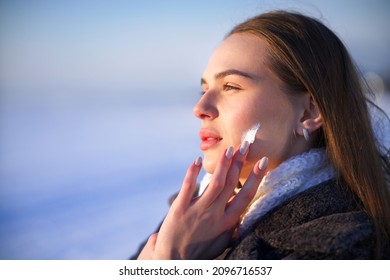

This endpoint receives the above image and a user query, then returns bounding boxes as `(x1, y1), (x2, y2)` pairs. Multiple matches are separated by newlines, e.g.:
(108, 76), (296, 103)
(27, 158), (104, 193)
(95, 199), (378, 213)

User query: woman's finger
(199, 147), (233, 207)
(225, 156), (268, 222)
(216, 141), (250, 207)
(175, 157), (202, 208)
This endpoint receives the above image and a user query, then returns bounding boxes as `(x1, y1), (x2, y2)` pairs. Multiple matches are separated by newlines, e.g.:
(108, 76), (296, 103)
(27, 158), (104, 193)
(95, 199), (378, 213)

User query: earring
(303, 128), (310, 141)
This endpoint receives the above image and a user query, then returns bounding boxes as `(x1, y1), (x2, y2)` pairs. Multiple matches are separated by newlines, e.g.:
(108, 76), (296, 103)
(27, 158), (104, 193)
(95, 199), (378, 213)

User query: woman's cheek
(246, 137), (267, 164)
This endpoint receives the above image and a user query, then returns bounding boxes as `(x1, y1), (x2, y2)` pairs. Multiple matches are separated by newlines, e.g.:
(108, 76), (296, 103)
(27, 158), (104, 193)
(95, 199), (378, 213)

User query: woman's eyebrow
(201, 69), (257, 85)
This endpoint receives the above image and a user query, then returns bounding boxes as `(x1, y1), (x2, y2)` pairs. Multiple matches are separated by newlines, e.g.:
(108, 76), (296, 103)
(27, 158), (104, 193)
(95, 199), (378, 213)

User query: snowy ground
(0, 91), (389, 259)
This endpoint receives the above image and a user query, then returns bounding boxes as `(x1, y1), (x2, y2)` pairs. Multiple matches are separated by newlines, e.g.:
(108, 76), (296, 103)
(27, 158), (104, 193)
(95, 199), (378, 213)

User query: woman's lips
(199, 129), (222, 151)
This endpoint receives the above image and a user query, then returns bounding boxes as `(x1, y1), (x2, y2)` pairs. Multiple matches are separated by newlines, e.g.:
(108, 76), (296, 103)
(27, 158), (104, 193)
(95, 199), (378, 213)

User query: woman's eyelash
(199, 84), (240, 95)
(223, 84), (240, 91)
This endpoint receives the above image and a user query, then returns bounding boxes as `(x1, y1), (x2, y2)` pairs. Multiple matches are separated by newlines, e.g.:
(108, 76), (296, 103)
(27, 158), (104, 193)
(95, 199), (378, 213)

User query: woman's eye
(223, 84), (240, 91)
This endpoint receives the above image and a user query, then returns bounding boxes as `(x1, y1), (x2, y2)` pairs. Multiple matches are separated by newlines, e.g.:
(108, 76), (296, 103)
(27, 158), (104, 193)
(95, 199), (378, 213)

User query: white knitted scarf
(198, 148), (336, 235)
(238, 148), (336, 234)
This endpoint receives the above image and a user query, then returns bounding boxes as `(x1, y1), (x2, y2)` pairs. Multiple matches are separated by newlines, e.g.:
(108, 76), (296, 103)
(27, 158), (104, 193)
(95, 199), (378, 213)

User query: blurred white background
(0, 0), (389, 259)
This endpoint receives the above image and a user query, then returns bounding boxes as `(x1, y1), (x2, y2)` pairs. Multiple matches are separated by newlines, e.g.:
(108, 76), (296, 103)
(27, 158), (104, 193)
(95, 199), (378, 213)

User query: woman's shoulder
(250, 179), (366, 236)
(226, 180), (389, 259)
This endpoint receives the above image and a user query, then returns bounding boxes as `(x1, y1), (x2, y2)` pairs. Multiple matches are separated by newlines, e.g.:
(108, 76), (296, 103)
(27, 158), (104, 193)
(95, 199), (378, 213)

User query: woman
(136, 11), (390, 259)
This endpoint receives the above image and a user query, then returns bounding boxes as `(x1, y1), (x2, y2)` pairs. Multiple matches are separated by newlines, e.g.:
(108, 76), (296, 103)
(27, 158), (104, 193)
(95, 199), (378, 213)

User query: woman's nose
(193, 91), (219, 120)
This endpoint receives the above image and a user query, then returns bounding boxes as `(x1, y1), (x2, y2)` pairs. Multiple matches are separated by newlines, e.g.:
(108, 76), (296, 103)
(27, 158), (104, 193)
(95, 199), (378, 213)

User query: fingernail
(259, 156), (269, 171)
(194, 156), (202, 166)
(239, 140), (250, 155)
(225, 146), (234, 159)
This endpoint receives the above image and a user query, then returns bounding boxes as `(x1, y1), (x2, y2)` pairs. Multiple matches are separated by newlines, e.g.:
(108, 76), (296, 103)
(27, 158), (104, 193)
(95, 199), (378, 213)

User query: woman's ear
(296, 94), (323, 138)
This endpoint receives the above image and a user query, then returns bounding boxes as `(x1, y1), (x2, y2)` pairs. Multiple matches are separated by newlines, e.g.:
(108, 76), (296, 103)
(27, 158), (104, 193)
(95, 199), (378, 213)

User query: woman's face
(193, 33), (309, 181)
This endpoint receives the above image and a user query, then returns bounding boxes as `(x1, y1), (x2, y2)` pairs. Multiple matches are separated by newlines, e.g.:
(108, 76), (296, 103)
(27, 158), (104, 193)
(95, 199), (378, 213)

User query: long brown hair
(229, 11), (390, 256)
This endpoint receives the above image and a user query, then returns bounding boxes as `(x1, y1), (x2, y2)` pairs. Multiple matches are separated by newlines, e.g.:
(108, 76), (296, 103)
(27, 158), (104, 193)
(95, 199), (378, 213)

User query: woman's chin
(202, 156), (216, 174)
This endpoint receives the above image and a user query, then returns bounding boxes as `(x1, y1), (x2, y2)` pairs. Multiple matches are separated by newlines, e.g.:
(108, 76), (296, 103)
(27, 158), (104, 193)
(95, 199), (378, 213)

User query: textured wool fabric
(239, 148), (335, 234)
(223, 180), (390, 259)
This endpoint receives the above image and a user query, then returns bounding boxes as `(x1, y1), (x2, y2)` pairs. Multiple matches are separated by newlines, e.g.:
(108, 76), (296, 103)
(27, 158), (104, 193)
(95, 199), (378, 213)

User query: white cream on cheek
(241, 123), (261, 144)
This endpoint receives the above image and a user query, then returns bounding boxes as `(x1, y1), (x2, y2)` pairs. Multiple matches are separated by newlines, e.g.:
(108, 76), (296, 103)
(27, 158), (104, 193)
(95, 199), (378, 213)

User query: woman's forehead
(204, 33), (268, 77)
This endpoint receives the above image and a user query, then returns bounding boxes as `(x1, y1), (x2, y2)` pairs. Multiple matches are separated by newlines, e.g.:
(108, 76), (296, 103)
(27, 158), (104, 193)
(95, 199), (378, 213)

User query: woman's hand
(137, 233), (158, 260)
(144, 141), (268, 259)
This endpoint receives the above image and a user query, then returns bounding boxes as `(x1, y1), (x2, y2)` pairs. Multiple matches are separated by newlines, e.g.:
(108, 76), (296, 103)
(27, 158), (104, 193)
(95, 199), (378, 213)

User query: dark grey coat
(223, 180), (390, 259)
(131, 180), (389, 259)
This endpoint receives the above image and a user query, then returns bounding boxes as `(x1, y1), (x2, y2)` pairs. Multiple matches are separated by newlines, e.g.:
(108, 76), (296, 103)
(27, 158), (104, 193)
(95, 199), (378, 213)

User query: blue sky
(1, 0), (389, 96)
